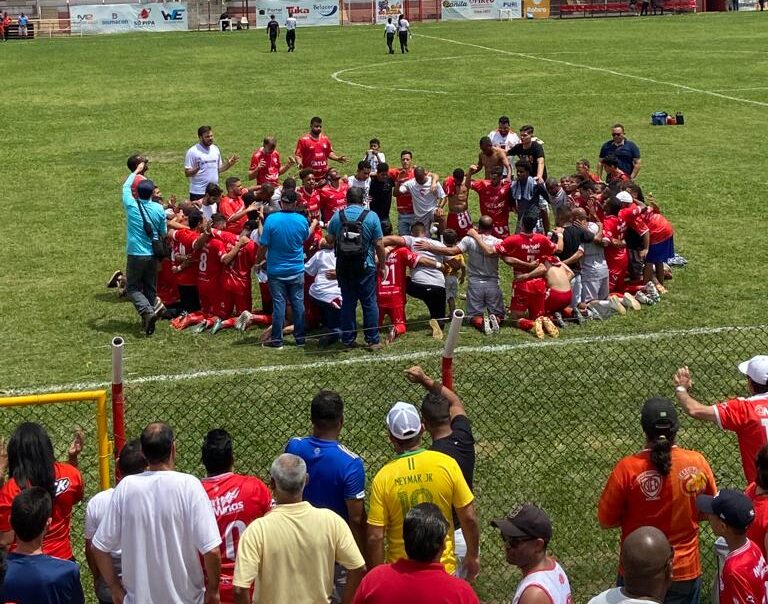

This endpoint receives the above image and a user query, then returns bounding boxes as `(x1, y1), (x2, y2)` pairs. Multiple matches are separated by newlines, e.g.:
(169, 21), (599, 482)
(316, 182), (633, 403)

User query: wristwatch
(675, 385), (687, 394)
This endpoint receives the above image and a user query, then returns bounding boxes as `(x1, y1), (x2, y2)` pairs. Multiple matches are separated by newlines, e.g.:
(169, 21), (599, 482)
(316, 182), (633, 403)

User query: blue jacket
(121, 173), (167, 256)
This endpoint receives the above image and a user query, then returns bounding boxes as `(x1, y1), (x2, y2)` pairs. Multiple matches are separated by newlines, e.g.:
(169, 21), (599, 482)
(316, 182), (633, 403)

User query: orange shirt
(598, 446), (716, 581)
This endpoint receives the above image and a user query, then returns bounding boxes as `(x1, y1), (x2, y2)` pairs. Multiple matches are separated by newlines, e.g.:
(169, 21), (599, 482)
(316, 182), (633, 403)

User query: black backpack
(335, 209), (370, 278)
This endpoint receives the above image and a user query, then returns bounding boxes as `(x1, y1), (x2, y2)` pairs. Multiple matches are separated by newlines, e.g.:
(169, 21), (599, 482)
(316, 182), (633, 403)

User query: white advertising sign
(255, 0), (340, 26)
(375, 0), (405, 23)
(440, 0), (521, 20)
(70, 3), (188, 34)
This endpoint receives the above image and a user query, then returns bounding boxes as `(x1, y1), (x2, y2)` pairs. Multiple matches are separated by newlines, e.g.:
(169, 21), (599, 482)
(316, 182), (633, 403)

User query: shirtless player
(478, 136), (512, 181)
(439, 168), (472, 238)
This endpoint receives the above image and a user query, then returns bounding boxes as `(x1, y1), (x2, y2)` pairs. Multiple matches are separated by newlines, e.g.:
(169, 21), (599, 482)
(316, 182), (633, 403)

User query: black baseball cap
(136, 179), (155, 201)
(491, 504), (552, 543)
(641, 397), (679, 434)
(696, 489), (755, 532)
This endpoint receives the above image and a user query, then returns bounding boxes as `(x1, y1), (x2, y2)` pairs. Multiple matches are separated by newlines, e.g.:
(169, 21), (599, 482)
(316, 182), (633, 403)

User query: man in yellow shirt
(366, 401), (480, 581)
(233, 454), (366, 604)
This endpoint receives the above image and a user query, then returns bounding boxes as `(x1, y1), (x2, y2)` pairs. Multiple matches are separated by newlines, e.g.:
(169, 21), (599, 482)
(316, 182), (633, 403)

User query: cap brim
(490, 518), (529, 538)
(696, 494), (716, 514)
(738, 360), (750, 376)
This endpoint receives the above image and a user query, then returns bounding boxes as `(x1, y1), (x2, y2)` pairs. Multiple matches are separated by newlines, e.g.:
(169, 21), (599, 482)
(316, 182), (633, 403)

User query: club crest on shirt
(636, 470), (662, 500)
(54, 477), (71, 497)
(679, 466), (707, 495)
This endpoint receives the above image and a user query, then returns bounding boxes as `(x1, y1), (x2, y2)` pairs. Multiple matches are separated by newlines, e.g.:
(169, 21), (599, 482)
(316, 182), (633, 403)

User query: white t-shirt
(364, 150), (386, 174)
(305, 249), (342, 304)
(348, 176), (372, 207)
(285, 17), (297, 29)
(458, 234), (501, 281)
(92, 470), (222, 604)
(512, 560), (572, 604)
(185, 143), (223, 195)
(397, 18), (410, 31)
(201, 202), (217, 221)
(581, 221), (608, 280)
(86, 488), (122, 602)
(384, 23), (396, 34)
(588, 588), (653, 604)
(403, 235), (445, 287)
(488, 129), (521, 152)
(399, 177), (445, 224)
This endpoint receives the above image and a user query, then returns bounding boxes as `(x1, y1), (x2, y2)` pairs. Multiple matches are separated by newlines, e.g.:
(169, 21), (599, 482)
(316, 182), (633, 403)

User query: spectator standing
(256, 192), (310, 348)
(508, 125), (547, 183)
(0, 488), (84, 604)
(92, 422), (222, 604)
(0, 422), (84, 560)
(367, 401), (480, 580)
(588, 526), (673, 604)
(185, 125), (239, 201)
(368, 162), (395, 222)
(488, 116), (521, 155)
(491, 504), (572, 604)
(17, 13), (28, 37)
(84, 440), (147, 604)
(673, 356), (768, 484)
(399, 166), (446, 230)
(284, 11), (297, 51)
(266, 14), (279, 51)
(200, 430), (272, 604)
(746, 445), (768, 556)
(1, 13), (9, 41)
(405, 366), (476, 577)
(364, 138), (386, 174)
(233, 454), (366, 604)
(285, 391), (367, 601)
(353, 503), (479, 604)
(598, 398), (716, 604)
(326, 187), (387, 349)
(598, 124), (641, 180)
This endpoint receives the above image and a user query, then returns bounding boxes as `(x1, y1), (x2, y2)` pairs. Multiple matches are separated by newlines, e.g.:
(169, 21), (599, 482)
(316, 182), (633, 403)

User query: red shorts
(379, 305), (406, 334)
(510, 278), (546, 319)
(446, 211), (473, 238)
(219, 288), (252, 318)
(545, 288), (572, 314)
(198, 283), (219, 316)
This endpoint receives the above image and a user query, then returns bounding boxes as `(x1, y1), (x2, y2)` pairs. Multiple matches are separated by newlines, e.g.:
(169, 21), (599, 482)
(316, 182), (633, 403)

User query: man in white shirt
(305, 246), (343, 346)
(348, 161), (372, 208)
(92, 423), (222, 604)
(185, 125), (239, 201)
(284, 11), (297, 51)
(398, 166), (445, 232)
(488, 116), (521, 154)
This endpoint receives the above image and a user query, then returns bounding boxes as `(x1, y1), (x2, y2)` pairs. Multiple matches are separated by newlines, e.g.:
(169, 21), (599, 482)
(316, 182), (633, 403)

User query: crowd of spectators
(2, 356), (768, 603)
(109, 117), (678, 344)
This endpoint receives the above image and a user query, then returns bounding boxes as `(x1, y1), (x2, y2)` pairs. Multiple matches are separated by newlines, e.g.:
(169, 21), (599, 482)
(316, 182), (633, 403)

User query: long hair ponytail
(646, 425), (677, 476)
(8, 422), (57, 500)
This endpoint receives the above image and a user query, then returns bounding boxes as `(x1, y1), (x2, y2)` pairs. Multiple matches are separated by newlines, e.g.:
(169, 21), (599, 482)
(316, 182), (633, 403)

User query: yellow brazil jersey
(368, 448), (474, 574)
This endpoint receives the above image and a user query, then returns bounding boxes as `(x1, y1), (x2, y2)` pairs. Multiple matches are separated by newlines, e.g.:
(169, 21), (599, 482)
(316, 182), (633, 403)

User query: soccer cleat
(552, 312), (566, 328)
(483, 312), (492, 335)
(192, 321), (208, 334)
(488, 314), (500, 334)
(634, 291), (654, 305)
(541, 316), (560, 338)
(622, 292), (642, 311)
(235, 310), (253, 333)
(153, 297), (166, 317)
(609, 295), (627, 316)
(210, 319), (224, 335)
(532, 317), (545, 339)
(428, 319), (443, 340)
(107, 270), (123, 288)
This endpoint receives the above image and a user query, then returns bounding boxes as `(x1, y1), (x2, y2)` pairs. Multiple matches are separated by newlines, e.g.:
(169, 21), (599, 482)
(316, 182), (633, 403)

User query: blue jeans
(268, 273), (305, 346)
(338, 269), (380, 345)
(397, 213), (415, 235)
(617, 575), (700, 604)
(313, 296), (342, 342)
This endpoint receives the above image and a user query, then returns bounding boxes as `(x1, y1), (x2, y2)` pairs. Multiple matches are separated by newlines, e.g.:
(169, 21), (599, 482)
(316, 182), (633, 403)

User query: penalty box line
(3, 324), (765, 396)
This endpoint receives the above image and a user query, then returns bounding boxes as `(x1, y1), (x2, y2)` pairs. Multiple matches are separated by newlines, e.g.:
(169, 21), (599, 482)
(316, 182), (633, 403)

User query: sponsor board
(376, 0), (404, 23)
(526, 0), (550, 18)
(255, 0), (340, 26)
(441, 0), (521, 20)
(70, 3), (188, 33)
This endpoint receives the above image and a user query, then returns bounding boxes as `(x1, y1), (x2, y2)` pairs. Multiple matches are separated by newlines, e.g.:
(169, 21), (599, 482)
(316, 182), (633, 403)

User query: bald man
(588, 526), (672, 604)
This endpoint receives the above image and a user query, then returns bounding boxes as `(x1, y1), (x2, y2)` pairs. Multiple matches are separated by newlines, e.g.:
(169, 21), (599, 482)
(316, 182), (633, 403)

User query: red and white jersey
(602, 215), (628, 265)
(389, 167), (415, 215)
(171, 229), (200, 287)
(495, 232), (557, 276)
(618, 203), (649, 237)
(249, 147), (281, 185)
(318, 181), (349, 223)
(297, 186), (321, 221)
(201, 472), (272, 603)
(378, 247), (420, 308)
(471, 179), (511, 235)
(720, 539), (768, 604)
(219, 194), (247, 235)
(512, 559), (573, 604)
(715, 393), (768, 483)
(295, 134), (333, 177)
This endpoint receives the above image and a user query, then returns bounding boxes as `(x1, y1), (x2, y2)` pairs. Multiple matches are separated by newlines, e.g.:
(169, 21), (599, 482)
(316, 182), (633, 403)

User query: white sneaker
(645, 281), (660, 302)
(634, 291), (654, 305)
(235, 310), (253, 333)
(622, 292), (642, 311)
(488, 314), (500, 333)
(609, 295), (627, 316)
(483, 312), (492, 335)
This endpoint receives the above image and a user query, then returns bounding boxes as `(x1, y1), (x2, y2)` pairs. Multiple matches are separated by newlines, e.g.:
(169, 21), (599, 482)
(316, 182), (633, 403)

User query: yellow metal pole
(0, 391), (108, 407)
(95, 392), (112, 491)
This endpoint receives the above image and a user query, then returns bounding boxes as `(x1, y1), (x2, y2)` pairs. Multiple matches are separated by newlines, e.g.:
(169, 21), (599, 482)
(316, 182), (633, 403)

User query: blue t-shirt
(18, 15), (28, 25)
(0, 553), (85, 604)
(121, 173), (167, 257)
(260, 211), (310, 278)
(326, 204), (383, 271)
(599, 139), (641, 176)
(285, 435), (365, 521)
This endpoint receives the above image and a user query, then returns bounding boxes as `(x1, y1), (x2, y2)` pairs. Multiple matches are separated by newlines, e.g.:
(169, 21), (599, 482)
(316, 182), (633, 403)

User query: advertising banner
(70, 3), (188, 34)
(376, 0), (405, 23)
(440, 0), (521, 20)
(526, 0), (550, 18)
(255, 0), (340, 26)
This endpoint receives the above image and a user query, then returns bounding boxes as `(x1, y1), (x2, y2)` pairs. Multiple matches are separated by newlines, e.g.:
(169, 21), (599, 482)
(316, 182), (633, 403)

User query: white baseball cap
(387, 402), (422, 440)
(616, 191), (633, 204)
(738, 356), (768, 386)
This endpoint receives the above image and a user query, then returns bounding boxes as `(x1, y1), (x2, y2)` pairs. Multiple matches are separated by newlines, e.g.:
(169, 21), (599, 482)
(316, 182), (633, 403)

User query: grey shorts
(445, 275), (459, 301)
(467, 280), (505, 317)
(581, 276), (609, 302)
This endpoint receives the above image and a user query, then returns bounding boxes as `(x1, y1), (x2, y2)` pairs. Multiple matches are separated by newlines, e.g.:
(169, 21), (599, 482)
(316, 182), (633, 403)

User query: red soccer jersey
(495, 233), (557, 276)
(298, 186), (321, 221)
(746, 483), (768, 558)
(644, 209), (674, 244)
(389, 167), (415, 214)
(198, 237), (227, 287)
(618, 203), (649, 237)
(0, 462), (83, 560)
(318, 181), (349, 223)
(157, 258), (180, 304)
(201, 472), (272, 603)
(471, 179), (511, 231)
(171, 229), (201, 287)
(720, 539), (768, 604)
(606, 169), (629, 185)
(219, 237), (257, 294)
(295, 134), (333, 178)
(249, 148), (281, 185)
(602, 215), (628, 265)
(378, 247), (420, 308)
(715, 394), (768, 483)
(219, 194), (247, 235)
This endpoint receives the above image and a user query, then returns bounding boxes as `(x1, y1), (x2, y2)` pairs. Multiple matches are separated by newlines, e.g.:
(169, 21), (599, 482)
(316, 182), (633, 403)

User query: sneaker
(483, 312), (492, 335)
(428, 319), (443, 340)
(488, 314), (501, 333)
(609, 295), (627, 316)
(210, 318), (224, 335)
(585, 307), (602, 321)
(541, 316), (560, 338)
(235, 310), (253, 333)
(385, 326), (398, 344)
(192, 321), (208, 334)
(116, 277), (127, 298)
(153, 297), (166, 317)
(552, 312), (566, 328)
(634, 291), (654, 305)
(107, 270), (123, 288)
(262, 341), (284, 349)
(532, 317), (545, 339)
(367, 342), (384, 351)
(142, 312), (157, 336)
(622, 292), (642, 311)
(645, 281), (660, 301)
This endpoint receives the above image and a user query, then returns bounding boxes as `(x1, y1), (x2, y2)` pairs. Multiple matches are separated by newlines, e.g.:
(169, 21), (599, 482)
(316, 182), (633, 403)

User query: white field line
(414, 33), (768, 108)
(2, 324), (765, 396)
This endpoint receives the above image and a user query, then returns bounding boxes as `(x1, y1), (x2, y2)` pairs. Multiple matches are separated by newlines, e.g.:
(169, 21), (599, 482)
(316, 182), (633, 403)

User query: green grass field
(1, 12), (768, 603)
